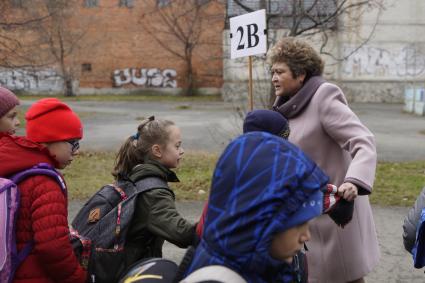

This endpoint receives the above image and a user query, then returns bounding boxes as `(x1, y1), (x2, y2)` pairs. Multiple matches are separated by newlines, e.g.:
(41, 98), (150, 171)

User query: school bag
(0, 163), (66, 283)
(412, 208), (425, 268)
(179, 265), (247, 283)
(70, 176), (171, 283)
(118, 257), (179, 283)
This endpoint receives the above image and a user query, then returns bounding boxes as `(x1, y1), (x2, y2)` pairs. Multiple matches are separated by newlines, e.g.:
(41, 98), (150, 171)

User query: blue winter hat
(281, 190), (323, 231)
(243, 109), (290, 139)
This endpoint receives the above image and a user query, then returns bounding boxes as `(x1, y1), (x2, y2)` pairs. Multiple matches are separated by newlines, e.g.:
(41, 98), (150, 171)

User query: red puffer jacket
(0, 134), (86, 283)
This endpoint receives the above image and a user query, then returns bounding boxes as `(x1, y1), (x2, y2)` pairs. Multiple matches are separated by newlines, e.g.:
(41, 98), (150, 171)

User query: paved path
(43, 99), (425, 282)
(19, 100), (425, 161)
(68, 201), (424, 283)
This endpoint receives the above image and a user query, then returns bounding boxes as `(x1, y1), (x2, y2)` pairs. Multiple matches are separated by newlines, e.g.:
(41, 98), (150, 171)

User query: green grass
(63, 151), (218, 201)
(371, 161), (425, 206)
(63, 150), (425, 206)
(17, 108), (26, 127)
(62, 151), (116, 200)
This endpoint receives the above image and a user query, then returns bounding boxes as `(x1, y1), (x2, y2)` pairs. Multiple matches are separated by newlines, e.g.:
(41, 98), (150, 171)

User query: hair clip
(148, 115), (155, 121)
(132, 132), (140, 140)
(279, 128), (290, 139)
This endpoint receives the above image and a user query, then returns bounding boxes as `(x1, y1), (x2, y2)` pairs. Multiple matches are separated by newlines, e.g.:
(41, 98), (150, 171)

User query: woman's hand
(337, 182), (358, 202)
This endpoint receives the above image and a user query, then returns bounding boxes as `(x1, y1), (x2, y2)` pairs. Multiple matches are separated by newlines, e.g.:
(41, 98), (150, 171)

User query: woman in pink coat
(269, 37), (379, 283)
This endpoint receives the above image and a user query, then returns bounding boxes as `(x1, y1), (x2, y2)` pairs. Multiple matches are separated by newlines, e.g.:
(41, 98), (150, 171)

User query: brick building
(0, 0), (225, 95)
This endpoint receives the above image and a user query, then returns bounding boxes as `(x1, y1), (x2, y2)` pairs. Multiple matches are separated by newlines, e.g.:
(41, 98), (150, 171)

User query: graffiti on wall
(113, 68), (177, 87)
(342, 44), (425, 78)
(0, 69), (63, 91)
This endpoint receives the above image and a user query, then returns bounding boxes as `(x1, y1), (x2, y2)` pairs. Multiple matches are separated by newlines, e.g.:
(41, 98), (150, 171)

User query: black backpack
(70, 177), (170, 283)
(118, 257), (179, 283)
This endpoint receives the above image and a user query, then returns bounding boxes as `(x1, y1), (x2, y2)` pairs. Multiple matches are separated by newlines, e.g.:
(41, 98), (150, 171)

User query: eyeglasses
(66, 139), (80, 153)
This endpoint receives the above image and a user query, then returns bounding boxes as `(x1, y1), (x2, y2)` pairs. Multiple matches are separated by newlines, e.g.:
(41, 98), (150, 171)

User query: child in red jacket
(0, 86), (20, 135)
(0, 98), (86, 283)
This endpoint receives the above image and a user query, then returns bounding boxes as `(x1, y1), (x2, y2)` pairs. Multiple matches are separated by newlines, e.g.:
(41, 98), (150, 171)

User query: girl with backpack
(112, 116), (197, 271)
(0, 86), (20, 135)
(0, 98), (86, 283)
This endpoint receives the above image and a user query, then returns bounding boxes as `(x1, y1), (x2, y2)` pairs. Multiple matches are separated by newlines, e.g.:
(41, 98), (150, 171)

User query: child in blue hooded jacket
(183, 132), (329, 283)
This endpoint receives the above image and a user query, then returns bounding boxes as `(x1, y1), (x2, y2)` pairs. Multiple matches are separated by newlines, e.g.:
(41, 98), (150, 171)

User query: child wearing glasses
(0, 86), (20, 135)
(0, 98), (86, 282)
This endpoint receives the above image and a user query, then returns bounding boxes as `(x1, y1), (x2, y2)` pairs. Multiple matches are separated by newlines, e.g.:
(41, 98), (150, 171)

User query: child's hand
(337, 182), (358, 202)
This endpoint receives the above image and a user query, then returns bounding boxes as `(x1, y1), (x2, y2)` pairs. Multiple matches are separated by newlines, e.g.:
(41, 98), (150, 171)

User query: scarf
(273, 76), (326, 118)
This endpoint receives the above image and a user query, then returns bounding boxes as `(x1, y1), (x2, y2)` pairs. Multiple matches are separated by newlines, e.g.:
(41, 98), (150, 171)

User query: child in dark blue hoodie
(183, 132), (329, 283)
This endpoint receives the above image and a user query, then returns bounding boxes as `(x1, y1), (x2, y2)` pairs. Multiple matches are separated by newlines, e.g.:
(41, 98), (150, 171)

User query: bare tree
(233, 0), (384, 51)
(33, 0), (90, 96)
(0, 1), (51, 68)
(230, 0), (385, 106)
(140, 0), (224, 96)
(1, 1), (92, 96)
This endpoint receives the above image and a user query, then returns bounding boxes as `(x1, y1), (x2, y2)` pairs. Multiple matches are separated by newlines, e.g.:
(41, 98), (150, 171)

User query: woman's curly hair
(267, 37), (324, 80)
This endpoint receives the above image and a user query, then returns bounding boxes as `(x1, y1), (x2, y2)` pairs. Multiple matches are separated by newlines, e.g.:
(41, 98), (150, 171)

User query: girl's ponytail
(112, 116), (174, 179)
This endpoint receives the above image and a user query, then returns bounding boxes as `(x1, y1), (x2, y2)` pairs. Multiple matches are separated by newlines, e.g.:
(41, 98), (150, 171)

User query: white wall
(223, 0), (425, 103)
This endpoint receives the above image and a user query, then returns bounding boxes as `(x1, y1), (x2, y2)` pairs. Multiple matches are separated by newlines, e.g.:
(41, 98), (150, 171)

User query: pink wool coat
(287, 82), (380, 282)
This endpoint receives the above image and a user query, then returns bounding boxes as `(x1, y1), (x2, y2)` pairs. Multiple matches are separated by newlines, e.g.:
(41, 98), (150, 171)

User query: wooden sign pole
(248, 56), (253, 111)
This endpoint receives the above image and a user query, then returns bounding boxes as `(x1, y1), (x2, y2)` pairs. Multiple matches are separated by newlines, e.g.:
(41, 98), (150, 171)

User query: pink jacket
(287, 82), (379, 282)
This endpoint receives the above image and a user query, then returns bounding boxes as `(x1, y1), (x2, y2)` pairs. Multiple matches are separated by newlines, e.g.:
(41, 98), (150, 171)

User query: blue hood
(186, 132), (329, 282)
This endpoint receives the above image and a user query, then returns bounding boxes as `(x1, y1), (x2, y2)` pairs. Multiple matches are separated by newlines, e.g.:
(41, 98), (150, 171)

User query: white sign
(229, 9), (267, 59)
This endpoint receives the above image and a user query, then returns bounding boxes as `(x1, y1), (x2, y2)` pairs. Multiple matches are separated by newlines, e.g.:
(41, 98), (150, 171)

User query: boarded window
(157, 0), (171, 8)
(82, 63), (92, 72)
(197, 0), (210, 6)
(226, 0), (337, 30)
(10, 0), (24, 8)
(84, 0), (99, 7)
(119, 0), (134, 8)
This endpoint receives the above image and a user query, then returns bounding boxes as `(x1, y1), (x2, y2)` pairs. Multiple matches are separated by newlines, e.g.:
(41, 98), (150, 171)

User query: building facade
(0, 0), (225, 95)
(1, 0), (424, 102)
(223, 0), (425, 103)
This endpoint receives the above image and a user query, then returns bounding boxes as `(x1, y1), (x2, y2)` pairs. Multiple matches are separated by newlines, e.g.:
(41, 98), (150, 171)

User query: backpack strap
(8, 163), (67, 267)
(10, 163), (67, 196)
(133, 177), (172, 197)
(110, 177), (171, 249)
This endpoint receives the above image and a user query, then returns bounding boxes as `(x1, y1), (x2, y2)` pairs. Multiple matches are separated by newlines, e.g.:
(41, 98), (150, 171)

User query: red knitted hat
(25, 98), (83, 143)
(0, 86), (20, 118)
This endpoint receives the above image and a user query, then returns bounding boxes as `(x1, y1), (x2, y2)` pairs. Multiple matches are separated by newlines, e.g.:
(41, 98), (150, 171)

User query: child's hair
(112, 116), (175, 179)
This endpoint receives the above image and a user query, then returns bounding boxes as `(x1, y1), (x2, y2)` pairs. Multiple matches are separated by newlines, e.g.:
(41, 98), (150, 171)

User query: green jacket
(122, 159), (196, 266)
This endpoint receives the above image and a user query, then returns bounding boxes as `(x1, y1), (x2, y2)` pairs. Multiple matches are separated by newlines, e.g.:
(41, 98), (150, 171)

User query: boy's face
(0, 106), (20, 135)
(153, 125), (184, 169)
(269, 221), (311, 263)
(44, 139), (80, 169)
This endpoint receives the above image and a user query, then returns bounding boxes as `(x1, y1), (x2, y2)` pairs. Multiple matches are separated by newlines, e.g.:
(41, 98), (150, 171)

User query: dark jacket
(0, 134), (86, 283)
(403, 187), (425, 253)
(122, 159), (196, 266)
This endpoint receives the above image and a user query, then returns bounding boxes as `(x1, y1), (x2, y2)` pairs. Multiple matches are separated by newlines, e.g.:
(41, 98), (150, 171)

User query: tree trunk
(185, 58), (195, 96)
(64, 76), (75, 96)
